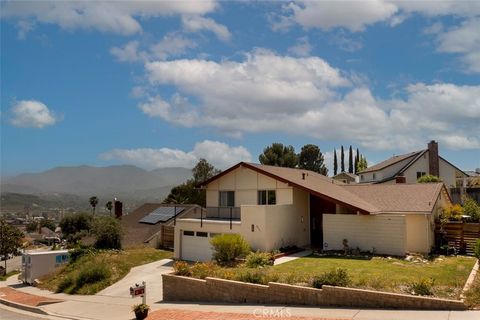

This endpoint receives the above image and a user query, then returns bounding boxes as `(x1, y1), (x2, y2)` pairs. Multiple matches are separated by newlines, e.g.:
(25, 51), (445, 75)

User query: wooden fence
(435, 221), (480, 255)
(160, 225), (175, 249)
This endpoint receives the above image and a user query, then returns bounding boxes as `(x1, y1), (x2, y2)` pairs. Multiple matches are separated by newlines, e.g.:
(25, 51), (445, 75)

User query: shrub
(408, 278), (435, 296)
(417, 175), (442, 183)
(441, 204), (464, 221)
(474, 239), (480, 259)
(92, 216), (123, 250)
(312, 268), (350, 289)
(190, 262), (218, 279)
(69, 246), (95, 263)
(245, 251), (275, 268)
(56, 276), (74, 293)
(76, 263), (110, 287)
(173, 261), (191, 276)
(463, 196), (480, 222)
(235, 269), (271, 284)
(210, 234), (250, 263)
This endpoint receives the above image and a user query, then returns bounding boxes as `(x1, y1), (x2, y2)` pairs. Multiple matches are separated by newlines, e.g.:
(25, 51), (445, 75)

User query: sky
(1, 0), (479, 176)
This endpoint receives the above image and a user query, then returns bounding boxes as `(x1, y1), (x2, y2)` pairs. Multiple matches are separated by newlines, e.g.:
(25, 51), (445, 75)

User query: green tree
(340, 146), (345, 172)
(333, 148), (338, 176)
(348, 145), (353, 174)
(92, 216), (123, 249)
(463, 196), (480, 222)
(40, 219), (56, 232)
(89, 196), (99, 216)
(417, 175), (442, 183)
(59, 213), (92, 243)
(259, 143), (298, 168)
(192, 158), (221, 184)
(105, 201), (113, 216)
(0, 219), (23, 273)
(356, 155), (368, 172)
(355, 148), (360, 174)
(298, 144), (328, 175)
(26, 221), (38, 233)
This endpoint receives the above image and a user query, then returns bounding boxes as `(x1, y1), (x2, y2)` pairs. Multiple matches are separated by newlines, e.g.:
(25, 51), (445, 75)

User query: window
(196, 232), (208, 237)
(219, 191), (235, 207)
(360, 175), (364, 181)
(372, 173), (376, 180)
(258, 190), (276, 205)
(417, 171), (426, 179)
(183, 230), (194, 236)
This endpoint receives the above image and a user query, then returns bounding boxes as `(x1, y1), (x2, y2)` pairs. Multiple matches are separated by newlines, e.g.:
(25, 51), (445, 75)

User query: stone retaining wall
(162, 274), (466, 310)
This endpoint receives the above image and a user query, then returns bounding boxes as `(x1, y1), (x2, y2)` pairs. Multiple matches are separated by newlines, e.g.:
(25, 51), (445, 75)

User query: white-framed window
(219, 191), (235, 207)
(417, 171), (426, 179)
(258, 190), (276, 205)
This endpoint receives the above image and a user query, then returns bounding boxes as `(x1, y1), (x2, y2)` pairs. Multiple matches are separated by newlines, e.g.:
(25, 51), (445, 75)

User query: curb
(461, 259), (479, 300)
(0, 297), (48, 315)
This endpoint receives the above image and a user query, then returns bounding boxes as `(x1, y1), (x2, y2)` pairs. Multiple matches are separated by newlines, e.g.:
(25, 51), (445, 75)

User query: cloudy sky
(1, 0), (479, 175)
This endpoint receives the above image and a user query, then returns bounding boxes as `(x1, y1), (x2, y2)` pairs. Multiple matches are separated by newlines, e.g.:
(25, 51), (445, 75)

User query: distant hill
(0, 165), (192, 212)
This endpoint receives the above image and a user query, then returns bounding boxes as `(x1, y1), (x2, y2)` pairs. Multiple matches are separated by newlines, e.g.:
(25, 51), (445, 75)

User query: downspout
(425, 214), (430, 253)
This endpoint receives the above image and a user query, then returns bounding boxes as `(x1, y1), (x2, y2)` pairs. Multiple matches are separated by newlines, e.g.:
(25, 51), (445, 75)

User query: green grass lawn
(0, 270), (20, 281)
(271, 255), (476, 299)
(465, 271), (480, 308)
(38, 247), (172, 295)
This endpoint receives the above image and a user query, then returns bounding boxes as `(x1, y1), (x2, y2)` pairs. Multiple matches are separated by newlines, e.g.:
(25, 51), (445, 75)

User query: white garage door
(181, 230), (214, 262)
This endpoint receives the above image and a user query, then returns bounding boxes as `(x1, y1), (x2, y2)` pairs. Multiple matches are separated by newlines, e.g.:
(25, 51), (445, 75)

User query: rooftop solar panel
(139, 206), (185, 224)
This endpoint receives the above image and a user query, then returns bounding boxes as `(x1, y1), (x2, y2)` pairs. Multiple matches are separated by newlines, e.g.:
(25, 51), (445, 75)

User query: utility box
(22, 250), (69, 285)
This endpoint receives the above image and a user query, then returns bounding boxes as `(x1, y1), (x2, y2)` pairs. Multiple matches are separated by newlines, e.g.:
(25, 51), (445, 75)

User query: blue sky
(1, 0), (479, 176)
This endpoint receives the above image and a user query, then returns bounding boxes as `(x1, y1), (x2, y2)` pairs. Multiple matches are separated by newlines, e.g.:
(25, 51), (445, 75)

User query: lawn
(271, 255), (476, 299)
(38, 247), (172, 295)
(465, 271), (480, 308)
(0, 270), (20, 281)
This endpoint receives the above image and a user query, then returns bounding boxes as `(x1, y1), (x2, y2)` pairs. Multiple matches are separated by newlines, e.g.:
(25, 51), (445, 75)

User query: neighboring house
(357, 141), (468, 187)
(332, 172), (358, 184)
(173, 162), (451, 261)
(121, 203), (200, 249)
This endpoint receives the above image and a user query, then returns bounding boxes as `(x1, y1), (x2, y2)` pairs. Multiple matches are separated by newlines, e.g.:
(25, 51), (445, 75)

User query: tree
(105, 201), (113, 216)
(348, 146), (353, 174)
(463, 196), (480, 222)
(259, 143), (298, 168)
(298, 144), (328, 175)
(333, 149), (338, 176)
(355, 148), (360, 174)
(192, 158), (221, 184)
(417, 175), (442, 183)
(0, 219), (23, 273)
(26, 221), (38, 233)
(340, 146), (345, 172)
(59, 213), (92, 243)
(89, 196), (99, 216)
(92, 216), (123, 249)
(356, 155), (368, 172)
(40, 219), (56, 232)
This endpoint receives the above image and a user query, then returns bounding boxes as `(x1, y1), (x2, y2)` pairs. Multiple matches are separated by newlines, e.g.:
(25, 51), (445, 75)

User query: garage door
(181, 230), (214, 262)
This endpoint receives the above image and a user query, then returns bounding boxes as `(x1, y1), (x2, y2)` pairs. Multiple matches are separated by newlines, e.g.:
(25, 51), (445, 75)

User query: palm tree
(105, 201), (113, 216)
(89, 196), (99, 216)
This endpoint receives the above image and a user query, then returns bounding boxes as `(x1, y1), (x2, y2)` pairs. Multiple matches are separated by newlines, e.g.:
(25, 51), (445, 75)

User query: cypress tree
(348, 145), (353, 173)
(333, 149), (338, 176)
(355, 148), (360, 174)
(340, 146), (345, 172)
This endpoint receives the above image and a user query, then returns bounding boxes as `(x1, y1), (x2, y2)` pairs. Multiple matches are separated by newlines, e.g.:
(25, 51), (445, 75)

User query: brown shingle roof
(358, 151), (423, 174)
(342, 183), (445, 213)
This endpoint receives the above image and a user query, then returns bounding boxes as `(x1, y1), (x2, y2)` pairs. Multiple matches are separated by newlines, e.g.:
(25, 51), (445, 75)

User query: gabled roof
(200, 162), (448, 214)
(358, 151), (422, 174)
(333, 172), (358, 179)
(343, 183), (448, 213)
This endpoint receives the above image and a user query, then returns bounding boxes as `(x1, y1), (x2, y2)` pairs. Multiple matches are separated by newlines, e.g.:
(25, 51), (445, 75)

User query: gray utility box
(22, 250), (69, 285)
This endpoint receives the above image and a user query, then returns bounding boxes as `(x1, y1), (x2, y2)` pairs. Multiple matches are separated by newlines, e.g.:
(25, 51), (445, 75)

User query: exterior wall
(439, 158), (457, 187)
(162, 274), (466, 310)
(403, 154), (429, 183)
(323, 214), (406, 255)
(205, 166), (293, 207)
(405, 215), (432, 253)
(22, 250), (69, 284)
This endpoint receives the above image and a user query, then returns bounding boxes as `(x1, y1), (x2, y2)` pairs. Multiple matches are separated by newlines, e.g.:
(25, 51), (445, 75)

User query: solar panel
(139, 206), (185, 224)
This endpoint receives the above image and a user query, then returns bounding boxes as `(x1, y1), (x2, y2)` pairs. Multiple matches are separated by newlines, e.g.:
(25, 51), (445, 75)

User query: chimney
(114, 200), (123, 219)
(428, 140), (439, 177)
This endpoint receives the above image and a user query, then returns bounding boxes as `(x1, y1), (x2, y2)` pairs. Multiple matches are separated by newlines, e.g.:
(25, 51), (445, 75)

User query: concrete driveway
(96, 258), (173, 304)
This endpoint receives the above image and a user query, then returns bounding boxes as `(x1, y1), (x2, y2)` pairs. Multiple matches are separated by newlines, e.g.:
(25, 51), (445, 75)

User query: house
(357, 140), (468, 187)
(121, 203), (201, 249)
(173, 162), (451, 261)
(332, 172), (358, 184)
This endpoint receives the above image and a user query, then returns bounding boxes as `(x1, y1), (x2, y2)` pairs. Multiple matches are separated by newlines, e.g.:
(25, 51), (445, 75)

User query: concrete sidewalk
(274, 250), (313, 265)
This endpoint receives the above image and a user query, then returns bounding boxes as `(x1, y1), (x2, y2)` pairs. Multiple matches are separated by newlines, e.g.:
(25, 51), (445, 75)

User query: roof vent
(302, 173), (306, 180)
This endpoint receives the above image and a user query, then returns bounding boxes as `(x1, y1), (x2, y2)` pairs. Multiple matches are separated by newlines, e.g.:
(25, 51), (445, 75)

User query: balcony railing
(177, 206), (240, 230)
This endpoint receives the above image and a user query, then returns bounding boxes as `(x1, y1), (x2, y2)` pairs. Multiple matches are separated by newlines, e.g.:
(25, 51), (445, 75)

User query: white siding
(323, 214), (406, 256)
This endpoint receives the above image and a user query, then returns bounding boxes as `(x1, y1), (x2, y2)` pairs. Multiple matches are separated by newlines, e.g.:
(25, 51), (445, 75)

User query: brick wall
(162, 274), (466, 310)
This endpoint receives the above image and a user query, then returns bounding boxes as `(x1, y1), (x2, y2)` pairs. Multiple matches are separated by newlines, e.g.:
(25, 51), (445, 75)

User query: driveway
(96, 258), (173, 304)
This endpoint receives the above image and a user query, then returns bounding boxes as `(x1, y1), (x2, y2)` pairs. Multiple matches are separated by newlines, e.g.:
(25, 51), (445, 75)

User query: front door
(310, 195), (336, 249)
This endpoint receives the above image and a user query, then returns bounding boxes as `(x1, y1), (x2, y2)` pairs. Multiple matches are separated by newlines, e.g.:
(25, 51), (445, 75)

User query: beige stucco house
(173, 162), (451, 261)
(357, 141), (468, 187)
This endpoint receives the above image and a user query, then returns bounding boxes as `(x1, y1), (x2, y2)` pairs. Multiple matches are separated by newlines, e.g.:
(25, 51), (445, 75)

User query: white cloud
(9, 100), (58, 128)
(110, 40), (146, 63)
(136, 50), (479, 151)
(287, 36), (312, 57)
(100, 140), (252, 170)
(182, 15), (231, 41)
(2, 0), (218, 36)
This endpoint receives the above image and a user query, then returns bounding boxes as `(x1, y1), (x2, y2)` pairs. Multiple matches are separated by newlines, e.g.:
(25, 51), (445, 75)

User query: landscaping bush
(474, 239), (480, 259)
(463, 196), (480, 222)
(235, 269), (279, 285)
(69, 246), (96, 263)
(173, 261), (191, 276)
(441, 204), (464, 222)
(210, 234), (250, 263)
(417, 174), (442, 183)
(408, 278), (435, 296)
(245, 251), (275, 268)
(76, 262), (111, 287)
(56, 276), (74, 293)
(92, 216), (123, 250)
(279, 245), (300, 253)
(190, 262), (219, 279)
(312, 268), (350, 288)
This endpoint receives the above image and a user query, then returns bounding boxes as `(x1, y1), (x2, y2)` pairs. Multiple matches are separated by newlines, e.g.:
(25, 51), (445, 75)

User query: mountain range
(1, 165), (192, 212)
